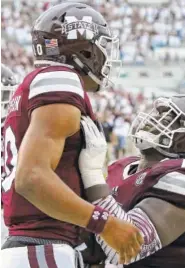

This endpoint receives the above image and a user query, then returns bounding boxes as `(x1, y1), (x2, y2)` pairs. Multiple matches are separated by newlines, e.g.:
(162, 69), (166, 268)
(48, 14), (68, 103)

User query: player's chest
(63, 130), (82, 153)
(63, 115), (97, 154)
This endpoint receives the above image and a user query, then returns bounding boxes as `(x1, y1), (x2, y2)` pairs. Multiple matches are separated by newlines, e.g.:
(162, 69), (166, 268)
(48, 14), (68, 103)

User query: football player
(1, 64), (17, 245)
(78, 95), (185, 268)
(1, 2), (143, 268)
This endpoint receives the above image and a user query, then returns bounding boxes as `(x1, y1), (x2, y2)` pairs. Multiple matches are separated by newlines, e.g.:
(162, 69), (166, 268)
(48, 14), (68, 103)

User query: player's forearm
(15, 167), (94, 228)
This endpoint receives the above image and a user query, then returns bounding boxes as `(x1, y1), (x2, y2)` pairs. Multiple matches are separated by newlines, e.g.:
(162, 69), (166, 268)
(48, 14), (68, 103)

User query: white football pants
(0, 244), (82, 268)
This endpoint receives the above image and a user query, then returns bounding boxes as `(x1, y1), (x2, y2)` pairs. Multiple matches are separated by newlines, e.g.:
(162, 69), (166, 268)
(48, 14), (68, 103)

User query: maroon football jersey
(2, 65), (95, 246)
(107, 157), (185, 268)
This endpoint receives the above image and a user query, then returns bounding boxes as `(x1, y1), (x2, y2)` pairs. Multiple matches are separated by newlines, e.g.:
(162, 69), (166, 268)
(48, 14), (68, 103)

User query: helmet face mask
(129, 96), (185, 158)
(1, 64), (17, 119)
(95, 35), (121, 87)
(31, 2), (121, 89)
(1, 85), (16, 119)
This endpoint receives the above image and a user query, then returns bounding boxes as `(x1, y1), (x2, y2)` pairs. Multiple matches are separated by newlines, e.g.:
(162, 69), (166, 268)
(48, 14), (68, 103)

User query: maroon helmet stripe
(28, 246), (40, 268)
(44, 245), (58, 268)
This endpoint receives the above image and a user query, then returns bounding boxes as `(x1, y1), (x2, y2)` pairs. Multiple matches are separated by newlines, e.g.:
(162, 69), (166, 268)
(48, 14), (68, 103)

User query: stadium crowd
(99, 0), (185, 63)
(1, 0), (184, 158)
(88, 88), (152, 160)
(2, 0), (185, 70)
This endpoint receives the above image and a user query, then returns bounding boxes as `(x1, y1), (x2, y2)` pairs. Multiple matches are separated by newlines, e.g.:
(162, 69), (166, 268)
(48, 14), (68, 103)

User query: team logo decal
(55, 16), (98, 40)
(135, 172), (147, 186)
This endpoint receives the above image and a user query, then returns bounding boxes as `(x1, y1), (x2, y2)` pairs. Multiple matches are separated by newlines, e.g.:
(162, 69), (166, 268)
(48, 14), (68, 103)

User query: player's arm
(136, 197), (185, 246)
(96, 195), (185, 265)
(15, 104), (143, 264)
(78, 117), (185, 264)
(15, 103), (95, 227)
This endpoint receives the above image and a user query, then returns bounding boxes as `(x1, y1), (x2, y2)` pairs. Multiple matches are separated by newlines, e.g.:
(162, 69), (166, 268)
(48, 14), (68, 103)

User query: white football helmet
(129, 95), (185, 158)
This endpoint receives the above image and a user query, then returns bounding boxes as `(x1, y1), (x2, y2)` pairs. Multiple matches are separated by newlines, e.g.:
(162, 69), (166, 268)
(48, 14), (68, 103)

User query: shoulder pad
(107, 157), (139, 188)
(153, 171), (185, 196)
(150, 159), (185, 177)
(29, 67), (84, 100)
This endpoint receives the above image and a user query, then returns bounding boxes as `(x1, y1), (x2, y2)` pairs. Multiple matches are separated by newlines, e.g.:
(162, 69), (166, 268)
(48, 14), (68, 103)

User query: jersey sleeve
(27, 67), (86, 116)
(143, 171), (185, 209)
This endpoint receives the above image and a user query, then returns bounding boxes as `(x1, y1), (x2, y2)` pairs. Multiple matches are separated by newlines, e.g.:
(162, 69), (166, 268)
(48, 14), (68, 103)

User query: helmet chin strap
(72, 55), (103, 89)
(134, 131), (182, 159)
(154, 146), (180, 159)
(136, 139), (181, 159)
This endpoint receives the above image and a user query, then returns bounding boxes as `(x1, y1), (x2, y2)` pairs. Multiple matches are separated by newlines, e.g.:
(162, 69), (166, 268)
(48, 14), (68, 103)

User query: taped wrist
(94, 195), (130, 222)
(82, 170), (106, 189)
(86, 206), (109, 234)
(85, 184), (110, 203)
(127, 207), (162, 263)
(82, 170), (109, 202)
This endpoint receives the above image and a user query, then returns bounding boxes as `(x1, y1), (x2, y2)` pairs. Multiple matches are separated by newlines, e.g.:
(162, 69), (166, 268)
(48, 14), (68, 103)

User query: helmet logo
(55, 16), (98, 40)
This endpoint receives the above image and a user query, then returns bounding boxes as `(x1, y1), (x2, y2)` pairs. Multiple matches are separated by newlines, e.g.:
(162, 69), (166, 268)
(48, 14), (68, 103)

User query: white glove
(79, 116), (107, 190)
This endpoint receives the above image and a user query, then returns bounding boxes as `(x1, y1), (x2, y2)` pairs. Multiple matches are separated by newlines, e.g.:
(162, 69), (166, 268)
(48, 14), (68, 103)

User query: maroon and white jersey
(1, 118), (6, 182)
(1, 65), (95, 247)
(106, 157), (185, 268)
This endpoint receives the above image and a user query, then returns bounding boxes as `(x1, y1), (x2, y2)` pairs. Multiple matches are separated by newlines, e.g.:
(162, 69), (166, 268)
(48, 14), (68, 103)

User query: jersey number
(33, 44), (43, 56)
(2, 127), (18, 192)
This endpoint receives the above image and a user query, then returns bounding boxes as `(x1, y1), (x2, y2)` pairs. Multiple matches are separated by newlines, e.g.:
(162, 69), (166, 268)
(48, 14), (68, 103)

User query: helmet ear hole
(80, 50), (91, 59)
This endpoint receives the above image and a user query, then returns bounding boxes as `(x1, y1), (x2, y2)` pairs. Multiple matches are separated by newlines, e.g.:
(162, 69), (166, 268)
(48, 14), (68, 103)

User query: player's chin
(83, 75), (102, 92)
(88, 81), (100, 92)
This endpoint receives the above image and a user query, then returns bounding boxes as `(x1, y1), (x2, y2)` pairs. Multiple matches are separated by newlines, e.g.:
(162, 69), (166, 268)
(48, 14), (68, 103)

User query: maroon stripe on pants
(44, 244), (58, 268)
(28, 246), (40, 268)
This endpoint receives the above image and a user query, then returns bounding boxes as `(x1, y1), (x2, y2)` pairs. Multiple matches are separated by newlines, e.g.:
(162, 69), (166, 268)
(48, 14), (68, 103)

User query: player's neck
(137, 151), (165, 171)
(137, 159), (158, 171)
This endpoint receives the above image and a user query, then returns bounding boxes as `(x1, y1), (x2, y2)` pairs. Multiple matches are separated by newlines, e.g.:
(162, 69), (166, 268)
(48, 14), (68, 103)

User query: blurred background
(1, 0), (185, 161)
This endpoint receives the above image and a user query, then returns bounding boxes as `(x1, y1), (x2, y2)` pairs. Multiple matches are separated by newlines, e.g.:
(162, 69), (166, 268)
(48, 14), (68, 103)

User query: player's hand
(100, 216), (144, 264)
(79, 116), (107, 190)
